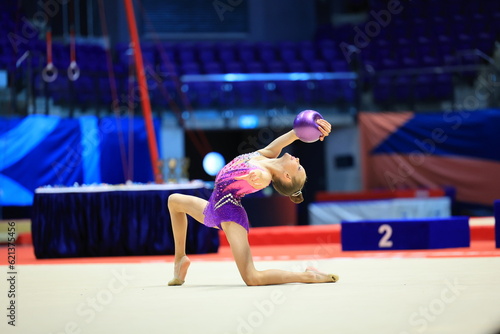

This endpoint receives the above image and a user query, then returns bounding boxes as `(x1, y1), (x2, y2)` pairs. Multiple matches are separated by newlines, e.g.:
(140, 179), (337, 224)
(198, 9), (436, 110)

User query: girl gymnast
(167, 118), (339, 286)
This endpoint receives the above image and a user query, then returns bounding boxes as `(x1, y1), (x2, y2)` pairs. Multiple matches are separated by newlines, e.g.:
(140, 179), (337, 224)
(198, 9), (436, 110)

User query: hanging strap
(67, 25), (80, 81)
(42, 29), (58, 83)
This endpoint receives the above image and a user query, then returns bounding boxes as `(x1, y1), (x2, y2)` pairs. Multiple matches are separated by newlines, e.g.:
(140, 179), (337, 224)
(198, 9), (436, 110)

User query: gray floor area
(2, 257), (500, 334)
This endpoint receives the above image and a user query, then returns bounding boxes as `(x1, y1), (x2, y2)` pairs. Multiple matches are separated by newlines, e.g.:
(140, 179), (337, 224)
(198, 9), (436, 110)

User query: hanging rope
(123, 0), (163, 183)
(67, 25), (80, 81)
(42, 29), (58, 83)
(97, 0), (130, 182)
(127, 48), (135, 181)
(136, 0), (213, 158)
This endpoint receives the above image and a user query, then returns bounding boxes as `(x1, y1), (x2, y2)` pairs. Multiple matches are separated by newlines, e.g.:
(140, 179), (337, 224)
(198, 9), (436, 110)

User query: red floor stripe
(3, 223), (497, 265)
(2, 240), (499, 266)
(470, 225), (496, 241)
(221, 224), (494, 246)
(11, 224), (493, 249)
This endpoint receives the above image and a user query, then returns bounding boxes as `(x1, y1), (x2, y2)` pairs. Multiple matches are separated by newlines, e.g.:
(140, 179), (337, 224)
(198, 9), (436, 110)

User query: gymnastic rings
(42, 63), (58, 83)
(43, 29), (58, 83)
(67, 61), (80, 81)
(67, 25), (80, 81)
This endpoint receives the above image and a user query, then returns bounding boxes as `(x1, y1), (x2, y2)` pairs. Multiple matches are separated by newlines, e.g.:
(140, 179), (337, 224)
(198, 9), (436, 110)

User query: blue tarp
(0, 115), (160, 205)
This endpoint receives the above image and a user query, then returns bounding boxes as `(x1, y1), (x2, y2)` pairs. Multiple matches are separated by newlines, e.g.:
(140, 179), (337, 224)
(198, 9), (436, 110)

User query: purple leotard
(203, 151), (269, 232)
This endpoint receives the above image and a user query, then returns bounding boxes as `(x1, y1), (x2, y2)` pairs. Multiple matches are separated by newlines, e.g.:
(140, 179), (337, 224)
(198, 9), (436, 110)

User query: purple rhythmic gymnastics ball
(293, 110), (324, 143)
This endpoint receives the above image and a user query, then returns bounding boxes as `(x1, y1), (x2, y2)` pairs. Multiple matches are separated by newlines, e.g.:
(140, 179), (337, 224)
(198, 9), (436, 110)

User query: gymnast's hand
(317, 119), (332, 141)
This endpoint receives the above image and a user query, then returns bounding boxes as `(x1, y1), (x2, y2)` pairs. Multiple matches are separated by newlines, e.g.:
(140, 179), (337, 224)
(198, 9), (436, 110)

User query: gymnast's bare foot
(168, 255), (191, 286)
(306, 266), (339, 283)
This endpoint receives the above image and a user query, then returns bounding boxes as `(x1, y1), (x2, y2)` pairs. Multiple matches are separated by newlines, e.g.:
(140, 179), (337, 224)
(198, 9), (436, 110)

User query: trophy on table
(167, 158), (178, 183)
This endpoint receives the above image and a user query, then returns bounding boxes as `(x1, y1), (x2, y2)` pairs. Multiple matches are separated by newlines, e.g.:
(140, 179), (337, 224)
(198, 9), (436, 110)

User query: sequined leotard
(203, 151), (270, 232)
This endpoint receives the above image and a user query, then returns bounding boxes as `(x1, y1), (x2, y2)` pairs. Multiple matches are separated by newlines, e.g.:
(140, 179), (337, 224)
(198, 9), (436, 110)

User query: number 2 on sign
(378, 224), (393, 248)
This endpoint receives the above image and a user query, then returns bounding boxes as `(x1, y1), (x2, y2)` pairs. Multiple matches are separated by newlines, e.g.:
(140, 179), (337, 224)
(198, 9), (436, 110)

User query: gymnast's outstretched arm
(257, 130), (298, 158)
(257, 120), (332, 158)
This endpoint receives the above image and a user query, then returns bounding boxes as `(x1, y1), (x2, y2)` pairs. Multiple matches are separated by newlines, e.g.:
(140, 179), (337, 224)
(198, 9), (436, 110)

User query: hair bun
(289, 192), (304, 204)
